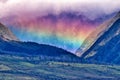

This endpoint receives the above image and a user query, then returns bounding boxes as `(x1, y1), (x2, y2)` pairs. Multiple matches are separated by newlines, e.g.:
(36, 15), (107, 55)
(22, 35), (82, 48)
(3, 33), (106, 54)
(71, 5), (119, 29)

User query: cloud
(0, 0), (120, 20)
(0, 0), (8, 3)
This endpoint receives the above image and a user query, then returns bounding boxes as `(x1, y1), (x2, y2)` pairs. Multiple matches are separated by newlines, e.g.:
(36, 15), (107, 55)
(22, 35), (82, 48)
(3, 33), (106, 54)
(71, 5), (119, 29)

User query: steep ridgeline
(76, 12), (120, 57)
(0, 23), (80, 62)
(76, 12), (120, 64)
(0, 23), (19, 41)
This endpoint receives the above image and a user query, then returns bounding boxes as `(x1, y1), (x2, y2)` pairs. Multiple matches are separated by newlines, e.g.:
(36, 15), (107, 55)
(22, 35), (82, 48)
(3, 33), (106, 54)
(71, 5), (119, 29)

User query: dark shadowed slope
(0, 38), (80, 62)
(76, 12), (120, 64)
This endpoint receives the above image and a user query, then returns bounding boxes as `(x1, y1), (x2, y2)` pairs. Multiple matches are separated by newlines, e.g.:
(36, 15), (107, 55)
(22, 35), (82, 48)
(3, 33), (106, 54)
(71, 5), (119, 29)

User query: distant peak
(0, 22), (19, 41)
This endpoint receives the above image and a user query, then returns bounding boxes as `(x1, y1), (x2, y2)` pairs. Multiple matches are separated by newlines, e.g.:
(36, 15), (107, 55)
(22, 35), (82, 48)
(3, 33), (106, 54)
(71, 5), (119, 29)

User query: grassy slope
(0, 55), (120, 80)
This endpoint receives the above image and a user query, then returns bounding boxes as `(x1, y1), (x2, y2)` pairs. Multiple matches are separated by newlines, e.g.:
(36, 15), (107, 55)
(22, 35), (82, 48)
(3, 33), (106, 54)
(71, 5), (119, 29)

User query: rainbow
(0, 0), (117, 53)
(1, 13), (105, 53)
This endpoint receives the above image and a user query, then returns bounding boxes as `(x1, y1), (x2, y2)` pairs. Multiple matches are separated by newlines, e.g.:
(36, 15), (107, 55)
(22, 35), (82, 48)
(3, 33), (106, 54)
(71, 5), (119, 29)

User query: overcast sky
(0, 0), (120, 19)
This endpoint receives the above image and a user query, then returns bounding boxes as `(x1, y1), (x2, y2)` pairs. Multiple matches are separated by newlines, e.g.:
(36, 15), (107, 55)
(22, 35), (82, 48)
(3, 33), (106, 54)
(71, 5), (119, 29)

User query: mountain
(0, 22), (80, 62)
(0, 23), (19, 41)
(76, 12), (120, 64)
(0, 39), (80, 62)
(76, 12), (120, 57)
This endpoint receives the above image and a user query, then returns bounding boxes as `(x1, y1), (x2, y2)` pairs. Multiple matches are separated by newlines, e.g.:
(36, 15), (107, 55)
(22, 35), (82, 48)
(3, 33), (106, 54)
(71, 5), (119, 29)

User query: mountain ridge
(76, 11), (120, 57)
(76, 11), (120, 64)
(0, 38), (80, 62)
(0, 22), (81, 62)
(0, 23), (19, 41)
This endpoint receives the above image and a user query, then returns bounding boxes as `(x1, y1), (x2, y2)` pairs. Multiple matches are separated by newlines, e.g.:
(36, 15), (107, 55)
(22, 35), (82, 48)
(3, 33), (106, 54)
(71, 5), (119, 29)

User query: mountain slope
(76, 12), (120, 57)
(0, 23), (19, 41)
(0, 38), (80, 62)
(76, 12), (120, 64)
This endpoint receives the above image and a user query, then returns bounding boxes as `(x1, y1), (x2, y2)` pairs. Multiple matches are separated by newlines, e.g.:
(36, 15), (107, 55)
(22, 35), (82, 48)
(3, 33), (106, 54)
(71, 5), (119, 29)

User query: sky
(0, 0), (120, 53)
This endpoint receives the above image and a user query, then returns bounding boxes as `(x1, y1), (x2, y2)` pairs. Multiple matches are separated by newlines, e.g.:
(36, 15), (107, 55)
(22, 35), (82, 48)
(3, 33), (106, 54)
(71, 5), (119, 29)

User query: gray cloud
(0, 0), (120, 20)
